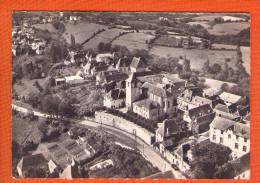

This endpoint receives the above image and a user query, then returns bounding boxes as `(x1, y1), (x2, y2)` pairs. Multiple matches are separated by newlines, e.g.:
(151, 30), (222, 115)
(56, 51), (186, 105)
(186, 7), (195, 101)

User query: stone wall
(95, 111), (155, 145)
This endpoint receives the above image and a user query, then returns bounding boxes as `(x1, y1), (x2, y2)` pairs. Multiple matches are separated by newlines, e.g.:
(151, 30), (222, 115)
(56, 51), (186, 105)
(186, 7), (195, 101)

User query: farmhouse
(64, 75), (84, 85)
(177, 86), (203, 111)
(219, 92), (242, 106)
(221, 16), (246, 22)
(209, 116), (250, 158)
(115, 56), (132, 73)
(183, 104), (215, 132)
(96, 53), (115, 64)
(103, 89), (126, 109)
(130, 57), (147, 73)
(155, 119), (181, 156)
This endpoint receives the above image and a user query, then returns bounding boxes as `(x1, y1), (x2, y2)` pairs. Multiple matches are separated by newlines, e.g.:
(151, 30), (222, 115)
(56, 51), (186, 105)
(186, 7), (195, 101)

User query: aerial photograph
(11, 11), (250, 179)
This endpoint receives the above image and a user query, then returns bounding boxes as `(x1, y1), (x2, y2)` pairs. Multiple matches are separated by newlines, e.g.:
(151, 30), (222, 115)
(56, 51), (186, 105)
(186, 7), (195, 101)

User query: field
(192, 15), (224, 21)
(83, 28), (125, 50)
(33, 23), (58, 33)
(113, 32), (155, 51)
(207, 22), (250, 35)
(12, 115), (42, 145)
(187, 21), (211, 29)
(150, 46), (250, 73)
(63, 22), (107, 44)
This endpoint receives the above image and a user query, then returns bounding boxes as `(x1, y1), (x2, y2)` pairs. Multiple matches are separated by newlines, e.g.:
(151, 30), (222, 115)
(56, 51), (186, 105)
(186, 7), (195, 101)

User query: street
(12, 103), (186, 179)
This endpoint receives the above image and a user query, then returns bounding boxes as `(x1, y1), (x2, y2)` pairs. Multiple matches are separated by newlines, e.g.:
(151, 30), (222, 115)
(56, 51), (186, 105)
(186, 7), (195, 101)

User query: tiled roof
(188, 104), (214, 119)
(215, 103), (230, 113)
(116, 57), (132, 68)
(104, 72), (128, 83)
(137, 74), (164, 84)
(210, 116), (236, 130)
(219, 92), (242, 104)
(191, 96), (212, 106)
(105, 89), (125, 101)
(233, 122), (250, 139)
(142, 82), (172, 98)
(203, 88), (222, 97)
(231, 153), (250, 177)
(133, 98), (159, 110)
(17, 154), (48, 172)
(130, 57), (146, 69)
(157, 119), (180, 138)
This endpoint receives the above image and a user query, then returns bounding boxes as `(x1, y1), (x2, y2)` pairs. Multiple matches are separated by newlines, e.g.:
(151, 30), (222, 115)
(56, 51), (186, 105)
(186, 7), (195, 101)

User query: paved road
(12, 103), (186, 179)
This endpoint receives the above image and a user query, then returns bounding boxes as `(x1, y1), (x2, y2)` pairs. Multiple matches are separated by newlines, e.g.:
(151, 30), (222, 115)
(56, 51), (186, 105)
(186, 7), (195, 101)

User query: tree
(202, 59), (210, 74)
(190, 141), (232, 179)
(214, 163), (235, 179)
(183, 57), (191, 73)
(41, 95), (61, 117)
(58, 100), (75, 117)
(210, 63), (221, 74)
(71, 34), (76, 47)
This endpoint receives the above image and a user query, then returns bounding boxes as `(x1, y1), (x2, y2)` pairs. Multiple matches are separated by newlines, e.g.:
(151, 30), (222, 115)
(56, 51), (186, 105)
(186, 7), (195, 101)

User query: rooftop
(133, 98), (159, 110)
(219, 92), (242, 104)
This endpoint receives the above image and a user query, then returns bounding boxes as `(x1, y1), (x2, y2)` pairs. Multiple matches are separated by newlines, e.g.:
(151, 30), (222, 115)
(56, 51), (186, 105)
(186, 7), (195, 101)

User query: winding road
(12, 103), (186, 179)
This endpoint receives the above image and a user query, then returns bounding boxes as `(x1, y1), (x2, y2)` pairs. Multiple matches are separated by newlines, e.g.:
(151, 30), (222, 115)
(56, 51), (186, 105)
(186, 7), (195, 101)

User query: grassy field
(187, 21), (211, 29)
(150, 46), (250, 73)
(33, 23), (58, 33)
(83, 28), (125, 50)
(192, 15), (224, 21)
(208, 22), (250, 35)
(12, 115), (43, 145)
(113, 32), (154, 51)
(63, 22), (107, 44)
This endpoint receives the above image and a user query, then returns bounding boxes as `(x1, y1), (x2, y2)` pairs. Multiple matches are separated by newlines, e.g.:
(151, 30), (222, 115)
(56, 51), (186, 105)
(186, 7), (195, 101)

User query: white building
(209, 116), (250, 158)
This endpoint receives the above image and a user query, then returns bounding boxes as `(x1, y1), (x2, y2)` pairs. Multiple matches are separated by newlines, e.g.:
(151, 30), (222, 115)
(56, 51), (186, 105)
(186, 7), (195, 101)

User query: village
(12, 12), (250, 179)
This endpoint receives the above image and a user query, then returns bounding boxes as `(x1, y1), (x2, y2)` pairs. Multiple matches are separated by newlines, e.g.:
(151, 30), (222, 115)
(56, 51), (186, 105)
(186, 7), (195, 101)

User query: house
(209, 116), (250, 158)
(155, 119), (180, 156)
(219, 92), (242, 106)
(64, 75), (84, 85)
(103, 89), (126, 109)
(115, 56), (132, 73)
(221, 15), (246, 22)
(17, 154), (49, 178)
(55, 78), (66, 86)
(177, 86), (203, 111)
(133, 99), (160, 120)
(90, 64), (108, 76)
(173, 143), (192, 172)
(60, 159), (82, 179)
(214, 104), (240, 120)
(183, 104), (215, 133)
(96, 70), (128, 86)
(232, 153), (250, 179)
(130, 57), (147, 73)
(189, 96), (213, 109)
(96, 53), (114, 64)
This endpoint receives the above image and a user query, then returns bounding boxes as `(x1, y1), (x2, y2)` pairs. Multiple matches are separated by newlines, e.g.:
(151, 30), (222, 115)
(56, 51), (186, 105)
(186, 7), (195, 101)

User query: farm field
(150, 46), (250, 73)
(192, 14), (225, 21)
(113, 32), (155, 51)
(187, 21), (211, 29)
(63, 22), (107, 44)
(12, 115), (42, 145)
(207, 22), (250, 35)
(33, 23), (58, 33)
(83, 28), (128, 50)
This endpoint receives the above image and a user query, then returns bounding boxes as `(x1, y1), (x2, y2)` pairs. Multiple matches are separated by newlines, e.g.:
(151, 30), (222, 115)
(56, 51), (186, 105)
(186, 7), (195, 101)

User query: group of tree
(189, 140), (234, 179)
(52, 21), (66, 33)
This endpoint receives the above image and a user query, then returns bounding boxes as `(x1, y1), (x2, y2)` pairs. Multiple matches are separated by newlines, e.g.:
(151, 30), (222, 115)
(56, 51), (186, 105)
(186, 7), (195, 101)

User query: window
(228, 134), (231, 139)
(243, 146), (247, 152)
(220, 137), (223, 144)
(168, 101), (170, 108)
(236, 135), (239, 140)
(213, 135), (216, 140)
(235, 143), (239, 149)
(244, 138), (247, 143)
(221, 130), (224, 134)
